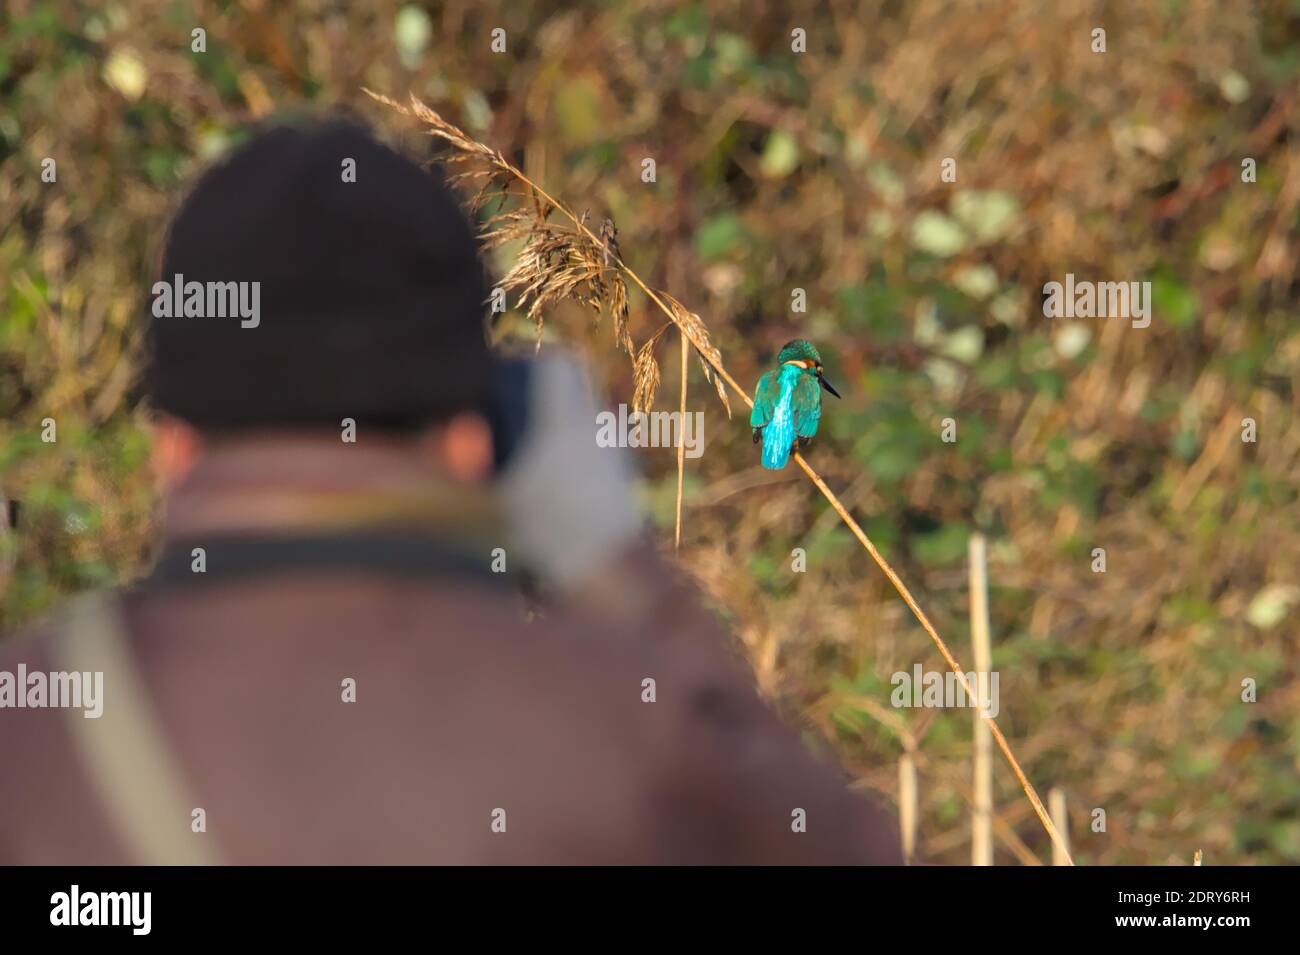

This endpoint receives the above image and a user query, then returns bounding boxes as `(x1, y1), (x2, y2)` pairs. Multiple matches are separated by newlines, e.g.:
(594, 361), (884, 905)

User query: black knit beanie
(143, 118), (492, 431)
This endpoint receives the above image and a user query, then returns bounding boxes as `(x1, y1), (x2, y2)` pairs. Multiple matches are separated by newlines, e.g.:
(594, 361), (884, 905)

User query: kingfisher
(749, 339), (841, 470)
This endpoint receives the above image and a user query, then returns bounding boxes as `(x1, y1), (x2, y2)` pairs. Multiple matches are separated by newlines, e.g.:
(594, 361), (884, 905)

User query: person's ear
(150, 416), (203, 489)
(419, 412), (493, 483)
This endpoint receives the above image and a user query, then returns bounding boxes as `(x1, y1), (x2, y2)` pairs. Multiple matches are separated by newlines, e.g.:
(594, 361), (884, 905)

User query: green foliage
(1, 0), (1296, 865)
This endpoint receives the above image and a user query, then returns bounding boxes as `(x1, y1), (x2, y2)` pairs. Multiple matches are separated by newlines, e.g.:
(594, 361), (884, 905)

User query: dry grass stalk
(970, 533), (994, 866)
(1049, 787), (1071, 866)
(367, 88), (1073, 865)
(675, 330), (688, 551)
(899, 752), (918, 865)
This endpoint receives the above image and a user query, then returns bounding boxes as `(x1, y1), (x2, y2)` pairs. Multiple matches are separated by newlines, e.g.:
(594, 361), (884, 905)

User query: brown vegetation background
(1, 0), (1297, 864)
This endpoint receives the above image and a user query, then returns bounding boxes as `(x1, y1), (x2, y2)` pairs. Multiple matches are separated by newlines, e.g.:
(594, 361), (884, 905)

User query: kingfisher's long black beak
(818, 373), (842, 399)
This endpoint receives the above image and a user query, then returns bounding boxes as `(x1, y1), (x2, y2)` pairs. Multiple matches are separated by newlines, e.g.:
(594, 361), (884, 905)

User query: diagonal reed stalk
(366, 88), (1074, 865)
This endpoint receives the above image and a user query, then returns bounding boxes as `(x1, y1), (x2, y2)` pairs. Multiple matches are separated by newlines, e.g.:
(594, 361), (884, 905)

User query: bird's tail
(760, 422), (794, 470)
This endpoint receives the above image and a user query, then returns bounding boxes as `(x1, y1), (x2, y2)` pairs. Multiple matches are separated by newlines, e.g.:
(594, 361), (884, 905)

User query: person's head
(142, 118), (495, 488)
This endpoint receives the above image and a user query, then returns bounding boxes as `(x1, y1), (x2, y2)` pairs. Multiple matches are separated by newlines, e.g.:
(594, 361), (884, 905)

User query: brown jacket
(0, 532), (900, 864)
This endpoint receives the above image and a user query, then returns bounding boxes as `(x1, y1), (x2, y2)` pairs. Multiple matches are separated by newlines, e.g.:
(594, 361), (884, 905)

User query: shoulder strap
(51, 592), (222, 865)
(141, 531), (510, 592)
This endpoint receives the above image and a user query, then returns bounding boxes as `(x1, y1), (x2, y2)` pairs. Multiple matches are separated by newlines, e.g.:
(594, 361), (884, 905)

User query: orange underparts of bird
(749, 339), (841, 470)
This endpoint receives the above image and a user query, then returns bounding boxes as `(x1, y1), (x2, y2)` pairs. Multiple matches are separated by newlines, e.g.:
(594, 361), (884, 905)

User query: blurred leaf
(836, 279), (904, 341)
(951, 190), (1021, 243)
(1219, 70), (1250, 103)
(394, 6), (432, 68)
(909, 210), (966, 257)
(554, 75), (604, 146)
(1246, 585), (1299, 629)
(952, 264), (998, 300)
(1171, 428), (1198, 460)
(867, 163), (905, 205)
(1152, 271), (1198, 328)
(694, 212), (746, 259)
(680, 51), (715, 89)
(759, 129), (799, 178)
(940, 326), (983, 363)
(714, 33), (754, 75)
(103, 48), (147, 101)
(1053, 322), (1092, 360)
(665, 4), (708, 38)
(854, 421), (927, 484)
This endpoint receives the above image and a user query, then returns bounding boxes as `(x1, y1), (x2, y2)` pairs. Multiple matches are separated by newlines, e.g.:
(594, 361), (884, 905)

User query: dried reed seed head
(658, 292), (731, 417)
(367, 87), (734, 414)
(632, 334), (664, 413)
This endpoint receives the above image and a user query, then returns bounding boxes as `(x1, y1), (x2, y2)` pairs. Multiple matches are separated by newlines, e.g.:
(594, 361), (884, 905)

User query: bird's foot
(752, 427), (763, 445)
(797, 436), (812, 449)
